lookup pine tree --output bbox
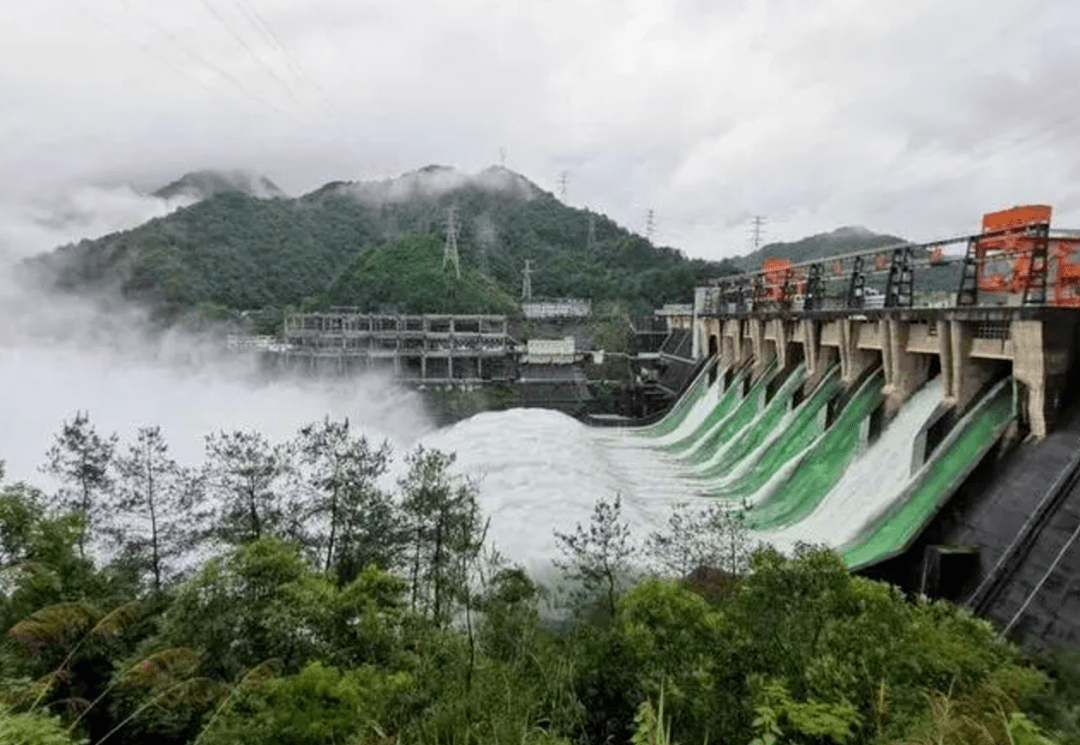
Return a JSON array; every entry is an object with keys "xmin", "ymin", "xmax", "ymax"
[{"xmin": 41, "ymin": 411, "xmax": 117, "ymax": 561}]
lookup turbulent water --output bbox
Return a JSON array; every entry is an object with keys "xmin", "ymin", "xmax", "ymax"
[{"xmin": 420, "ymin": 368, "xmax": 959, "ymax": 577}]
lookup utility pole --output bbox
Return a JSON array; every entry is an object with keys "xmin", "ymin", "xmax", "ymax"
[
  {"xmin": 521, "ymin": 259, "xmax": 534, "ymax": 301},
  {"xmin": 646, "ymin": 209, "xmax": 656, "ymax": 242},
  {"xmin": 586, "ymin": 213, "xmax": 597, "ymax": 255},
  {"xmin": 558, "ymin": 170, "xmax": 568, "ymax": 201},
  {"xmin": 443, "ymin": 206, "xmax": 460, "ymax": 279},
  {"xmin": 750, "ymin": 215, "xmax": 766, "ymax": 251}
]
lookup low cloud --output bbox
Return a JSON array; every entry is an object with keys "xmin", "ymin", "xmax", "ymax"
[
  {"xmin": 0, "ymin": 192, "xmax": 432, "ymax": 486},
  {"xmin": 0, "ymin": 185, "xmax": 195, "ymax": 264}
]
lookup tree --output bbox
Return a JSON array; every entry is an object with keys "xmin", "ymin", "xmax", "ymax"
[
  {"xmin": 0, "ymin": 480, "xmax": 89, "ymax": 631},
  {"xmin": 41, "ymin": 411, "xmax": 118, "ymax": 561},
  {"xmin": 112, "ymin": 426, "xmax": 202, "ymax": 591},
  {"xmin": 196, "ymin": 661, "xmax": 411, "ymax": 745},
  {"xmin": 398, "ymin": 446, "xmax": 485, "ymax": 627},
  {"xmin": 553, "ymin": 494, "xmax": 636, "ymax": 617},
  {"xmin": 203, "ymin": 431, "xmax": 291, "ymax": 545},
  {"xmin": 646, "ymin": 501, "xmax": 754, "ymax": 577},
  {"xmin": 292, "ymin": 418, "xmax": 397, "ymax": 582}
]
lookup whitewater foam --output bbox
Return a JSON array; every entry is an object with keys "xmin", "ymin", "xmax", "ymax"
[{"xmin": 762, "ymin": 378, "xmax": 944, "ymax": 553}]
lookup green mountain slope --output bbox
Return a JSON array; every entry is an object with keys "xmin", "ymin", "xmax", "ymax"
[
  {"xmin": 24, "ymin": 165, "xmax": 736, "ymax": 321},
  {"xmin": 328, "ymin": 235, "xmax": 520, "ymax": 315}
]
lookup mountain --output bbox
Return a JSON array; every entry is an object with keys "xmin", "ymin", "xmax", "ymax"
[
  {"xmin": 23, "ymin": 165, "xmax": 735, "ymax": 324},
  {"xmin": 152, "ymin": 169, "xmax": 288, "ymax": 201},
  {"xmin": 730, "ymin": 225, "xmax": 906, "ymax": 272}
]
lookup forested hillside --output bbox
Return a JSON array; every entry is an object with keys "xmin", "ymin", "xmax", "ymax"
[
  {"xmin": 24, "ymin": 166, "xmax": 736, "ymax": 324},
  {"xmin": 2, "ymin": 412, "xmax": 1079, "ymax": 745}
]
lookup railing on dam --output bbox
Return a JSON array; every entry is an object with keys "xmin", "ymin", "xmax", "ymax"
[{"xmin": 695, "ymin": 216, "xmax": 1080, "ymax": 319}]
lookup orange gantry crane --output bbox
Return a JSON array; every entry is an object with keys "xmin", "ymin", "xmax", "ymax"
[{"xmin": 967, "ymin": 204, "xmax": 1080, "ymax": 307}]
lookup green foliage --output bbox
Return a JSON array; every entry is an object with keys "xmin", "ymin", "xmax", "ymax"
[
  {"xmin": 632, "ymin": 690, "xmax": 676, "ymax": 745},
  {"xmin": 398, "ymin": 446, "xmax": 485, "ymax": 628},
  {"xmin": 156, "ymin": 539, "xmax": 407, "ymax": 678},
  {"xmin": 155, "ymin": 538, "xmax": 307, "ymax": 677},
  {"xmin": 0, "ymin": 482, "xmax": 90, "ymax": 630},
  {"xmin": 328, "ymin": 234, "xmax": 520, "ymax": 315},
  {"xmin": 40, "ymin": 411, "xmax": 117, "ymax": 562},
  {"xmin": 619, "ymin": 580, "xmax": 727, "ymax": 740},
  {"xmin": 646, "ymin": 501, "xmax": 754, "ymax": 576},
  {"xmin": 203, "ymin": 430, "xmax": 291, "ymax": 545},
  {"xmin": 750, "ymin": 677, "xmax": 860, "ymax": 744},
  {"xmin": 0, "ymin": 705, "xmax": 79, "ymax": 745},
  {"xmin": 1024, "ymin": 650, "xmax": 1080, "ymax": 744},
  {"xmin": 111, "ymin": 426, "xmax": 199, "ymax": 591},
  {"xmin": 554, "ymin": 495, "xmax": 636, "ymax": 617},
  {"xmin": 197, "ymin": 661, "xmax": 411, "ymax": 745},
  {"xmin": 292, "ymin": 419, "xmax": 397, "ymax": 581}
]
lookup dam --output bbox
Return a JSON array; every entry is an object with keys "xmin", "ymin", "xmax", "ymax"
[
  {"xmin": 652, "ymin": 205, "xmax": 1080, "ymax": 651},
  {"xmin": 424, "ymin": 205, "xmax": 1080, "ymax": 653}
]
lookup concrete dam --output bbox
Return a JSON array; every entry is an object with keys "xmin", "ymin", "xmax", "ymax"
[{"xmin": 614, "ymin": 205, "xmax": 1080, "ymax": 652}]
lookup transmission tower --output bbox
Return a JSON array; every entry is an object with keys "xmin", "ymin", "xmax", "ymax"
[
  {"xmin": 499, "ymin": 146, "xmax": 507, "ymax": 167},
  {"xmin": 646, "ymin": 209, "xmax": 656, "ymax": 242},
  {"xmin": 521, "ymin": 259, "xmax": 534, "ymax": 300},
  {"xmin": 750, "ymin": 215, "xmax": 766, "ymax": 251},
  {"xmin": 558, "ymin": 171, "xmax": 568, "ymax": 201},
  {"xmin": 586, "ymin": 213, "xmax": 597, "ymax": 255},
  {"xmin": 443, "ymin": 206, "xmax": 461, "ymax": 279}
]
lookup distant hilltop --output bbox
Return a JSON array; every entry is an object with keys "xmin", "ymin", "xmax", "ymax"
[
  {"xmin": 153, "ymin": 169, "xmax": 288, "ymax": 201},
  {"xmin": 308, "ymin": 164, "xmax": 545, "ymax": 204},
  {"xmin": 731, "ymin": 225, "xmax": 905, "ymax": 272}
]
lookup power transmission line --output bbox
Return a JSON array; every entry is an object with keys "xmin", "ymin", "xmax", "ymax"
[
  {"xmin": 443, "ymin": 207, "xmax": 461, "ymax": 279},
  {"xmin": 191, "ymin": 0, "xmax": 373, "ymax": 172},
  {"xmin": 54, "ymin": 0, "xmax": 304, "ymax": 126},
  {"xmin": 193, "ymin": 0, "xmax": 306, "ymax": 108}
]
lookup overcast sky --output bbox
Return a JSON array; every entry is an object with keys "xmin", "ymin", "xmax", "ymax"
[{"xmin": 3, "ymin": 0, "xmax": 1080, "ymax": 260}]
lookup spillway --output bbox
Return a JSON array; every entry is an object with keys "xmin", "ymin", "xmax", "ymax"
[{"xmin": 421, "ymin": 358, "xmax": 1015, "ymax": 578}]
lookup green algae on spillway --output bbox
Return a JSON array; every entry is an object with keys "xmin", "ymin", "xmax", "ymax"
[
  {"xmin": 681, "ymin": 362, "xmax": 777, "ymax": 467},
  {"xmin": 743, "ymin": 370, "xmax": 885, "ymax": 530},
  {"xmin": 697, "ymin": 364, "xmax": 807, "ymax": 481},
  {"xmin": 840, "ymin": 379, "xmax": 1015, "ymax": 569},
  {"xmin": 704, "ymin": 367, "xmax": 842, "ymax": 499},
  {"xmin": 634, "ymin": 359, "xmax": 715, "ymax": 439},
  {"xmin": 660, "ymin": 368, "xmax": 745, "ymax": 455}
]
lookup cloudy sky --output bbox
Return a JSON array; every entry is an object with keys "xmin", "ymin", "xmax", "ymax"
[{"xmin": 3, "ymin": 0, "xmax": 1080, "ymax": 260}]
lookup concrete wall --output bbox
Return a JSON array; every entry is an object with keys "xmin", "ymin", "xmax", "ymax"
[{"xmin": 694, "ymin": 309, "xmax": 1080, "ymax": 439}]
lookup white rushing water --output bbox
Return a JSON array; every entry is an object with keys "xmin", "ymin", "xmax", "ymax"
[
  {"xmin": 421, "ymin": 407, "xmax": 707, "ymax": 579},
  {"xmin": 423, "ymin": 376, "xmax": 949, "ymax": 577},
  {"xmin": 761, "ymin": 377, "xmax": 945, "ymax": 554}
]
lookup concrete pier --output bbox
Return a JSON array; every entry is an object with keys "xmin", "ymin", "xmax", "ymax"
[{"xmin": 697, "ymin": 307, "xmax": 1080, "ymax": 439}]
